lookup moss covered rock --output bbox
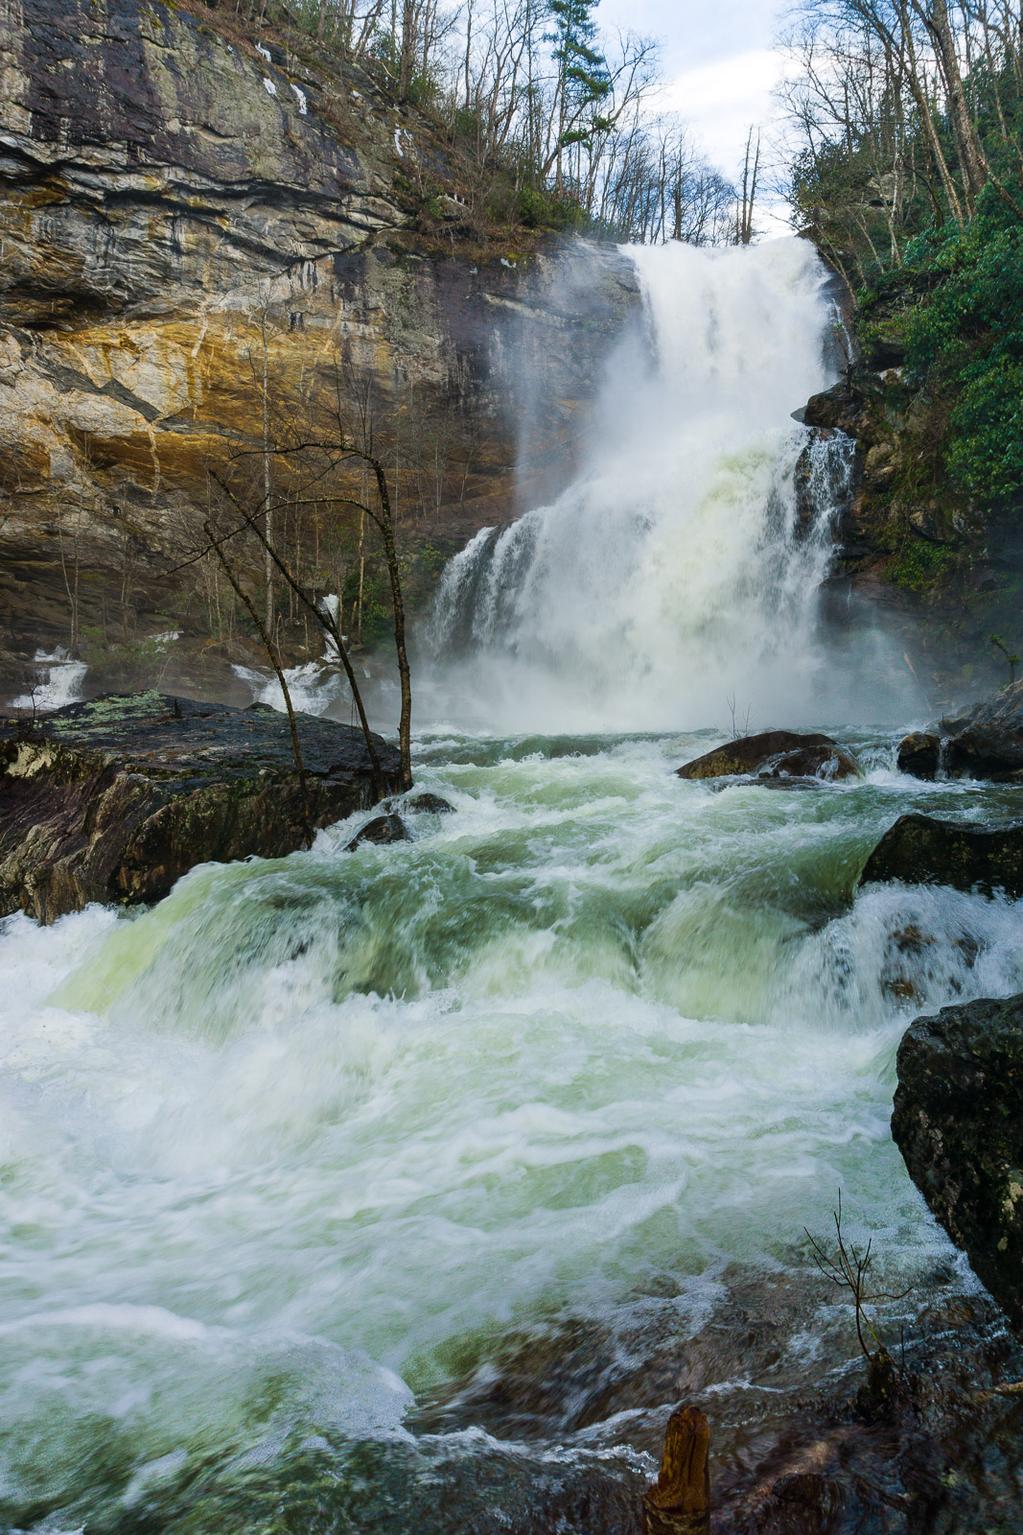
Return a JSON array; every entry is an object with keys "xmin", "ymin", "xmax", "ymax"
[
  {"xmin": 0, "ymin": 693, "xmax": 401, "ymax": 921},
  {"xmin": 860, "ymin": 812, "xmax": 1023, "ymax": 897}
]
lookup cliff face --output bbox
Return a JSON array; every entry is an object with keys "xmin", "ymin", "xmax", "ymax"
[
  {"xmin": 803, "ymin": 265, "xmax": 1023, "ymax": 702},
  {"xmin": 0, "ymin": 0, "xmax": 638, "ymax": 698}
]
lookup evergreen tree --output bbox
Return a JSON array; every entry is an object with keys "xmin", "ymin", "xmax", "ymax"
[{"xmin": 546, "ymin": 0, "xmax": 612, "ymax": 191}]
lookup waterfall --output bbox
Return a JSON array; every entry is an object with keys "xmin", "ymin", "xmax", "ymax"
[{"xmin": 426, "ymin": 238, "xmax": 882, "ymax": 733}]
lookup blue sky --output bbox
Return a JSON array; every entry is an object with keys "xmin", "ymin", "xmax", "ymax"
[{"xmin": 600, "ymin": 0, "xmax": 791, "ymax": 222}]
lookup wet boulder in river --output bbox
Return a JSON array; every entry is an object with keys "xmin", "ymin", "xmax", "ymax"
[
  {"xmin": 893, "ymin": 993, "xmax": 1023, "ymax": 1330},
  {"xmin": 347, "ymin": 813, "xmax": 410, "ymax": 850},
  {"xmin": 860, "ymin": 812, "xmax": 1023, "ymax": 898},
  {"xmin": 942, "ymin": 680, "xmax": 1023, "ymax": 780},
  {"xmin": 896, "ymin": 731, "xmax": 940, "ymax": 780},
  {"xmin": 0, "ymin": 694, "xmax": 402, "ymax": 923},
  {"xmin": 404, "ymin": 792, "xmax": 455, "ymax": 815},
  {"xmin": 676, "ymin": 730, "xmax": 860, "ymax": 783}
]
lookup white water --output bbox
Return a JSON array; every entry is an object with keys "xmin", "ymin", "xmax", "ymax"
[
  {"xmin": 2, "ymin": 242, "xmax": 1015, "ymax": 1532},
  {"xmin": 427, "ymin": 239, "xmax": 906, "ymax": 734},
  {"xmin": 234, "ymin": 594, "xmax": 356, "ymax": 717},
  {"xmin": 1, "ymin": 734, "xmax": 1021, "ymax": 1529},
  {"xmin": 10, "ymin": 647, "xmax": 88, "ymax": 712}
]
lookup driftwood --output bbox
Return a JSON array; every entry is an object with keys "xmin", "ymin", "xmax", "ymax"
[{"xmin": 644, "ymin": 1405, "xmax": 710, "ymax": 1535}]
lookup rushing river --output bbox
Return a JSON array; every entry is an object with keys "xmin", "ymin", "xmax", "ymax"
[
  {"xmin": 3, "ymin": 728, "xmax": 1023, "ymax": 1531},
  {"xmin": 4, "ymin": 238, "xmax": 1022, "ymax": 1529}
]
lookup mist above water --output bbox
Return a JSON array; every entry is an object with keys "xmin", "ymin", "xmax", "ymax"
[{"xmin": 425, "ymin": 238, "xmax": 914, "ymax": 734}]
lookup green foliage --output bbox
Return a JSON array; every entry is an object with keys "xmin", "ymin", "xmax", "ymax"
[
  {"xmin": 886, "ymin": 536, "xmax": 956, "ymax": 593},
  {"xmin": 514, "ymin": 183, "xmax": 588, "ymax": 230},
  {"xmin": 898, "ymin": 192, "xmax": 1023, "ymax": 509}
]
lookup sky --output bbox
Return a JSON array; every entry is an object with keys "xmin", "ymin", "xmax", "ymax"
[{"xmin": 599, "ymin": 0, "xmax": 794, "ymax": 232}]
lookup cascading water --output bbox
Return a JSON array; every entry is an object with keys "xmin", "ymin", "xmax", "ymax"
[
  {"xmin": 234, "ymin": 593, "xmax": 357, "ymax": 717},
  {"xmin": 4, "ymin": 239, "xmax": 1023, "ymax": 1535},
  {"xmin": 10, "ymin": 647, "xmax": 88, "ymax": 712},
  {"xmin": 426, "ymin": 239, "xmax": 891, "ymax": 732}
]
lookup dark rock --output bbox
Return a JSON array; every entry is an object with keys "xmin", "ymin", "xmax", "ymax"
[
  {"xmin": 0, "ymin": 693, "xmax": 400, "ymax": 922},
  {"xmin": 346, "ymin": 813, "xmax": 409, "ymax": 850},
  {"xmin": 893, "ymin": 993, "xmax": 1023, "ymax": 1329},
  {"xmin": 860, "ymin": 812, "xmax": 1023, "ymax": 898},
  {"xmin": 942, "ymin": 680, "xmax": 1023, "ymax": 780},
  {"xmin": 897, "ymin": 730, "xmax": 941, "ymax": 779},
  {"xmin": 404, "ymin": 792, "xmax": 455, "ymax": 814},
  {"xmin": 802, "ymin": 378, "xmax": 864, "ymax": 436},
  {"xmin": 677, "ymin": 730, "xmax": 860, "ymax": 783}
]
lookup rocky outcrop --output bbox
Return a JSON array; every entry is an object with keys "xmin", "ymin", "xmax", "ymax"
[
  {"xmin": 895, "ymin": 682, "xmax": 1023, "ymax": 781},
  {"xmin": 893, "ymin": 994, "xmax": 1023, "ymax": 1330},
  {"xmin": 940, "ymin": 680, "xmax": 1023, "ymax": 779},
  {"xmin": 0, "ymin": 0, "xmax": 638, "ymax": 695},
  {"xmin": 0, "ymin": 692, "xmax": 400, "ymax": 921},
  {"xmin": 677, "ymin": 730, "xmax": 860, "ymax": 783},
  {"xmin": 860, "ymin": 812, "xmax": 1023, "ymax": 897}
]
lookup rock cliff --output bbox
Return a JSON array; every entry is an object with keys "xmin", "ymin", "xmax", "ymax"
[{"xmin": 0, "ymin": 0, "xmax": 638, "ymax": 699}]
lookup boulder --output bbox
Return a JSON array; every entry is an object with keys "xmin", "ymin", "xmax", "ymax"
[
  {"xmin": 941, "ymin": 680, "xmax": 1023, "ymax": 780},
  {"xmin": 346, "ymin": 813, "xmax": 410, "ymax": 850},
  {"xmin": 0, "ymin": 693, "xmax": 401, "ymax": 922},
  {"xmin": 677, "ymin": 730, "xmax": 860, "ymax": 783},
  {"xmin": 893, "ymin": 994, "xmax": 1023, "ymax": 1329},
  {"xmin": 896, "ymin": 731, "xmax": 940, "ymax": 780},
  {"xmin": 403, "ymin": 792, "xmax": 455, "ymax": 815},
  {"xmin": 859, "ymin": 812, "xmax": 1023, "ymax": 898}
]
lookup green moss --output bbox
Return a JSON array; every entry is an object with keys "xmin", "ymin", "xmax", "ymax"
[{"xmin": 886, "ymin": 537, "xmax": 956, "ymax": 594}]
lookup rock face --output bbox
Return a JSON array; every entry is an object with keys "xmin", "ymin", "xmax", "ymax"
[
  {"xmin": 893, "ymin": 994, "xmax": 1023, "ymax": 1330},
  {"xmin": 941, "ymin": 681, "xmax": 1023, "ymax": 779},
  {"xmin": 0, "ymin": 0, "xmax": 638, "ymax": 689},
  {"xmin": 677, "ymin": 730, "xmax": 860, "ymax": 783},
  {"xmin": 0, "ymin": 693, "xmax": 400, "ymax": 921},
  {"xmin": 860, "ymin": 812, "xmax": 1023, "ymax": 898}
]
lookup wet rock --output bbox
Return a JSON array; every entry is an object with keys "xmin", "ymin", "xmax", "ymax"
[
  {"xmin": 859, "ymin": 812, "xmax": 1023, "ymax": 898},
  {"xmin": 0, "ymin": 693, "xmax": 400, "ymax": 922},
  {"xmin": 893, "ymin": 993, "xmax": 1023, "ymax": 1330},
  {"xmin": 643, "ymin": 1405, "xmax": 710, "ymax": 1535},
  {"xmin": 677, "ymin": 730, "xmax": 860, "ymax": 783},
  {"xmin": 941, "ymin": 680, "xmax": 1023, "ymax": 780},
  {"xmin": 897, "ymin": 731, "xmax": 941, "ymax": 779},
  {"xmin": 404, "ymin": 792, "xmax": 455, "ymax": 814},
  {"xmin": 346, "ymin": 813, "xmax": 409, "ymax": 850}
]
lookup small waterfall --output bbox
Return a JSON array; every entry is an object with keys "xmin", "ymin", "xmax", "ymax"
[
  {"xmin": 427, "ymin": 239, "xmax": 887, "ymax": 733},
  {"xmin": 11, "ymin": 648, "xmax": 88, "ymax": 713},
  {"xmin": 234, "ymin": 594, "xmax": 353, "ymax": 717}
]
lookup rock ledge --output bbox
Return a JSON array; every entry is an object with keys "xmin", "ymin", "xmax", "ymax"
[{"xmin": 0, "ymin": 693, "xmax": 401, "ymax": 921}]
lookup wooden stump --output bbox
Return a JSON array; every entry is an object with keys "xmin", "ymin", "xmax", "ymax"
[{"xmin": 643, "ymin": 1404, "xmax": 710, "ymax": 1535}]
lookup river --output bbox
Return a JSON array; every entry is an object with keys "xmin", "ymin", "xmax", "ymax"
[{"xmin": 3, "ymin": 239, "xmax": 1022, "ymax": 1530}]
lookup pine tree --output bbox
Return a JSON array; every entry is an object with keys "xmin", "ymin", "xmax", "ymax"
[{"xmin": 546, "ymin": 0, "xmax": 612, "ymax": 192}]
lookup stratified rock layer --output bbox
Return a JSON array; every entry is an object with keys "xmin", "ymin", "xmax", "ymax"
[
  {"xmin": 893, "ymin": 994, "xmax": 1023, "ymax": 1330},
  {"xmin": 0, "ymin": 693, "xmax": 400, "ymax": 921},
  {"xmin": 0, "ymin": 0, "xmax": 638, "ymax": 681},
  {"xmin": 860, "ymin": 812, "xmax": 1023, "ymax": 897}
]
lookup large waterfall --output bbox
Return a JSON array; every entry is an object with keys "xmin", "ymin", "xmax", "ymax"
[{"xmin": 427, "ymin": 238, "xmax": 877, "ymax": 732}]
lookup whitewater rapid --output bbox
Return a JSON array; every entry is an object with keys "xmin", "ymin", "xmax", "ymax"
[
  {"xmin": 2, "ymin": 727, "xmax": 1021, "ymax": 1529},
  {"xmin": 1, "ymin": 241, "xmax": 1014, "ymax": 1532}
]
